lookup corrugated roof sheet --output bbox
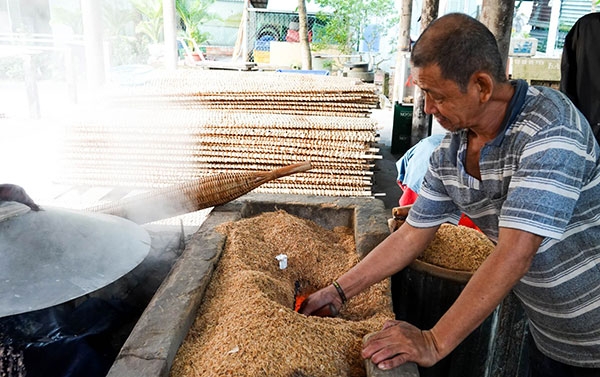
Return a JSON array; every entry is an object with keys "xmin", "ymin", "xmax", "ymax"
[{"xmin": 250, "ymin": 0, "xmax": 269, "ymax": 8}]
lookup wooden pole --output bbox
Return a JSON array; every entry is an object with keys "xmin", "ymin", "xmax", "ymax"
[
  {"xmin": 232, "ymin": 1, "xmax": 248, "ymax": 61},
  {"xmin": 243, "ymin": 0, "xmax": 250, "ymax": 62},
  {"xmin": 23, "ymin": 54, "xmax": 40, "ymax": 119},
  {"xmin": 81, "ymin": 0, "xmax": 105, "ymax": 89},
  {"xmin": 298, "ymin": 0, "xmax": 312, "ymax": 70},
  {"xmin": 392, "ymin": 0, "xmax": 413, "ymax": 104},
  {"xmin": 545, "ymin": 0, "xmax": 561, "ymax": 56},
  {"xmin": 481, "ymin": 0, "xmax": 515, "ymax": 70},
  {"xmin": 163, "ymin": 0, "xmax": 178, "ymax": 70},
  {"xmin": 411, "ymin": 0, "xmax": 439, "ymax": 146}
]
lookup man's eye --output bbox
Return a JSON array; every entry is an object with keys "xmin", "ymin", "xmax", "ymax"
[
  {"xmin": 430, "ymin": 94, "xmax": 444, "ymax": 103},
  {"xmin": 425, "ymin": 91, "xmax": 444, "ymax": 104}
]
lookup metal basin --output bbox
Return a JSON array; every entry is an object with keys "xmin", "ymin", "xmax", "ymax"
[{"xmin": 0, "ymin": 203, "xmax": 151, "ymax": 318}]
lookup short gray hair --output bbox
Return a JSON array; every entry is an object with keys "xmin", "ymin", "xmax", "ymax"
[{"xmin": 411, "ymin": 13, "xmax": 507, "ymax": 92}]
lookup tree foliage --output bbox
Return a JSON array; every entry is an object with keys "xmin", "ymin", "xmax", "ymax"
[
  {"xmin": 176, "ymin": 0, "xmax": 217, "ymax": 45},
  {"xmin": 131, "ymin": 0, "xmax": 163, "ymax": 43},
  {"xmin": 311, "ymin": 0, "xmax": 396, "ymax": 54},
  {"xmin": 130, "ymin": 0, "xmax": 217, "ymax": 46}
]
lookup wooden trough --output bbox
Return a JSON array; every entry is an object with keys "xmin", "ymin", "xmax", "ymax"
[{"xmin": 106, "ymin": 194, "xmax": 419, "ymax": 377}]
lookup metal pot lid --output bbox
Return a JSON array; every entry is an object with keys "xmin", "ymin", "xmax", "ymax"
[{"xmin": 0, "ymin": 202, "xmax": 151, "ymax": 318}]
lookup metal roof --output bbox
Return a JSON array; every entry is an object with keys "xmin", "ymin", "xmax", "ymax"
[{"xmin": 250, "ymin": 0, "xmax": 269, "ymax": 8}]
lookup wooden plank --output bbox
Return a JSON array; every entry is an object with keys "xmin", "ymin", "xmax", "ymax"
[
  {"xmin": 195, "ymin": 61, "xmax": 257, "ymax": 71},
  {"xmin": 365, "ymin": 359, "xmax": 420, "ymax": 377},
  {"xmin": 363, "ymin": 333, "xmax": 420, "ymax": 377}
]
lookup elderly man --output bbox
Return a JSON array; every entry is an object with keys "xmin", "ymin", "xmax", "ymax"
[{"xmin": 301, "ymin": 13, "xmax": 600, "ymax": 377}]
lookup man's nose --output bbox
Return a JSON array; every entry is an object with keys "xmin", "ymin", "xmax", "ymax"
[{"xmin": 423, "ymin": 96, "xmax": 436, "ymax": 115}]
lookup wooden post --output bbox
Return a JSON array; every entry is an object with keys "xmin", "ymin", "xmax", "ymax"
[
  {"xmin": 231, "ymin": 0, "xmax": 248, "ymax": 61},
  {"xmin": 481, "ymin": 0, "xmax": 516, "ymax": 70},
  {"xmin": 364, "ymin": 333, "xmax": 420, "ymax": 377},
  {"xmin": 81, "ymin": 0, "xmax": 105, "ymax": 89},
  {"xmin": 243, "ymin": 0, "xmax": 250, "ymax": 62},
  {"xmin": 64, "ymin": 45, "xmax": 78, "ymax": 103},
  {"xmin": 392, "ymin": 0, "xmax": 413, "ymax": 104},
  {"xmin": 22, "ymin": 53, "xmax": 40, "ymax": 119},
  {"xmin": 545, "ymin": 0, "xmax": 561, "ymax": 55},
  {"xmin": 163, "ymin": 0, "xmax": 178, "ymax": 70},
  {"xmin": 411, "ymin": 0, "xmax": 439, "ymax": 146},
  {"xmin": 298, "ymin": 0, "xmax": 312, "ymax": 70}
]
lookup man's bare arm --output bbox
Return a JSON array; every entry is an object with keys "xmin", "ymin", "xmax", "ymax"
[
  {"xmin": 301, "ymin": 222, "xmax": 439, "ymax": 316},
  {"xmin": 363, "ymin": 227, "xmax": 543, "ymax": 369}
]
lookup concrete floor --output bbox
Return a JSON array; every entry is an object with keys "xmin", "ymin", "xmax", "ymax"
[{"xmin": 373, "ymin": 140, "xmax": 404, "ymax": 210}]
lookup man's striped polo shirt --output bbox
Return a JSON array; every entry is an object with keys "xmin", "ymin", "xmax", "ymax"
[{"xmin": 407, "ymin": 80, "xmax": 600, "ymax": 367}]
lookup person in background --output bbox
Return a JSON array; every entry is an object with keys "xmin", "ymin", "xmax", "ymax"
[
  {"xmin": 560, "ymin": 12, "xmax": 600, "ymax": 142},
  {"xmin": 396, "ymin": 134, "xmax": 444, "ymax": 206},
  {"xmin": 0, "ymin": 184, "xmax": 40, "ymax": 211},
  {"xmin": 396, "ymin": 134, "xmax": 479, "ymax": 230},
  {"xmin": 301, "ymin": 12, "xmax": 600, "ymax": 377}
]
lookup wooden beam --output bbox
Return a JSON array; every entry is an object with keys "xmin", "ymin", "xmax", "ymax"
[
  {"xmin": 481, "ymin": 0, "xmax": 516, "ymax": 69},
  {"xmin": 411, "ymin": 0, "xmax": 439, "ymax": 146}
]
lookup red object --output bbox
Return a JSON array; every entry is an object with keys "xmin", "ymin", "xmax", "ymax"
[
  {"xmin": 286, "ymin": 29, "xmax": 312, "ymax": 43},
  {"xmin": 458, "ymin": 214, "xmax": 480, "ymax": 231},
  {"xmin": 398, "ymin": 182, "xmax": 419, "ymax": 206},
  {"xmin": 294, "ymin": 295, "xmax": 308, "ymax": 312}
]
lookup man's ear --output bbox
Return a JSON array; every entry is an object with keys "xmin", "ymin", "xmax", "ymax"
[{"xmin": 473, "ymin": 72, "xmax": 493, "ymax": 103}]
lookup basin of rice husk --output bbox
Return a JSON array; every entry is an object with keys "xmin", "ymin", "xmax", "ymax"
[
  {"xmin": 417, "ymin": 223, "xmax": 495, "ymax": 273},
  {"xmin": 170, "ymin": 210, "xmax": 394, "ymax": 377}
]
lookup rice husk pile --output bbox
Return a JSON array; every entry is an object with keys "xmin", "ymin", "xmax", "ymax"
[
  {"xmin": 170, "ymin": 210, "xmax": 394, "ymax": 377},
  {"xmin": 418, "ymin": 224, "xmax": 495, "ymax": 272}
]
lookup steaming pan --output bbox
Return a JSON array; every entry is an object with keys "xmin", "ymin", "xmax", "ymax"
[{"xmin": 0, "ymin": 202, "xmax": 151, "ymax": 318}]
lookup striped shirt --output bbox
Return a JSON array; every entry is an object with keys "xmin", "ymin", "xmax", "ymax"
[{"xmin": 407, "ymin": 80, "xmax": 600, "ymax": 367}]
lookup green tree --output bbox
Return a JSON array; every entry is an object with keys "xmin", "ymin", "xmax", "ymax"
[
  {"xmin": 49, "ymin": 4, "xmax": 83, "ymax": 34},
  {"xmin": 104, "ymin": 1, "xmax": 147, "ymax": 65},
  {"xmin": 49, "ymin": 1, "xmax": 145, "ymax": 66},
  {"xmin": 131, "ymin": 0, "xmax": 163, "ymax": 43},
  {"xmin": 312, "ymin": 0, "xmax": 396, "ymax": 54},
  {"xmin": 176, "ymin": 0, "xmax": 217, "ymax": 46}
]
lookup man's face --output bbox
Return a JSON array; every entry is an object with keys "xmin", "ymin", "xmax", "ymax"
[{"xmin": 412, "ymin": 64, "xmax": 482, "ymax": 132}]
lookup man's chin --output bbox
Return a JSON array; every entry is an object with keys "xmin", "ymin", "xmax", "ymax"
[
  {"xmin": 436, "ymin": 118, "xmax": 464, "ymax": 132},
  {"xmin": 435, "ymin": 118, "xmax": 452, "ymax": 130}
]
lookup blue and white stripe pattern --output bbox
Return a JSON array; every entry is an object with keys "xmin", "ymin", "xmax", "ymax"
[{"xmin": 407, "ymin": 80, "xmax": 600, "ymax": 367}]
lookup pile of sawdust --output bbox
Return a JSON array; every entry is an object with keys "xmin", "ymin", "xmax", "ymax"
[
  {"xmin": 419, "ymin": 224, "xmax": 495, "ymax": 272},
  {"xmin": 170, "ymin": 210, "xmax": 394, "ymax": 377}
]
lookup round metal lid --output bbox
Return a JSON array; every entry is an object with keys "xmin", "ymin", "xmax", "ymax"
[{"xmin": 0, "ymin": 202, "xmax": 151, "ymax": 318}]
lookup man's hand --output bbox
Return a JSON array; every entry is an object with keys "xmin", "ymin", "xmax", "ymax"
[
  {"xmin": 362, "ymin": 320, "xmax": 441, "ymax": 370},
  {"xmin": 0, "ymin": 184, "xmax": 40, "ymax": 211},
  {"xmin": 299, "ymin": 284, "xmax": 342, "ymax": 317}
]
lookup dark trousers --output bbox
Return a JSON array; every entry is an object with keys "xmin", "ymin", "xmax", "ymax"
[{"xmin": 528, "ymin": 334, "xmax": 600, "ymax": 377}]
